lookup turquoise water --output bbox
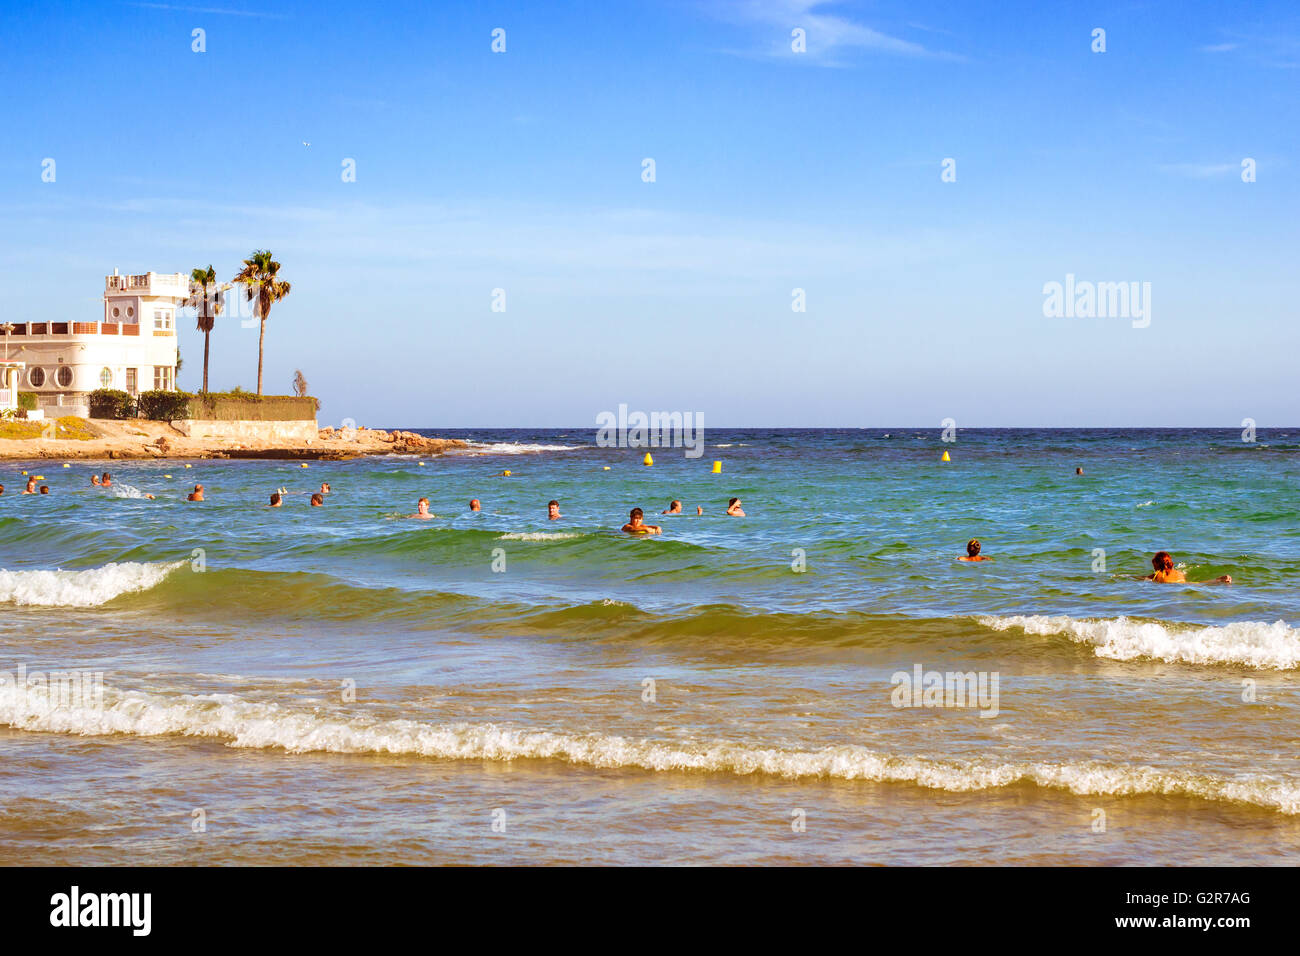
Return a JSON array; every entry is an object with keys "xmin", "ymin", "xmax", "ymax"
[{"xmin": 2, "ymin": 428, "xmax": 1299, "ymax": 864}]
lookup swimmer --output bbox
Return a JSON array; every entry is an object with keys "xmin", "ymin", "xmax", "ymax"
[
  {"xmin": 548, "ymin": 499, "xmax": 561, "ymax": 520},
  {"xmin": 621, "ymin": 507, "xmax": 662, "ymax": 535},
  {"xmin": 726, "ymin": 497, "xmax": 745, "ymax": 516},
  {"xmin": 319, "ymin": 482, "xmax": 331, "ymax": 495},
  {"xmin": 309, "ymin": 493, "xmax": 324, "ymax": 507},
  {"xmin": 1146, "ymin": 551, "xmax": 1231, "ymax": 585},
  {"xmin": 696, "ymin": 505, "xmax": 703, "ymax": 515},
  {"xmin": 1075, "ymin": 467, "xmax": 1084, "ymax": 476},
  {"xmin": 187, "ymin": 484, "xmax": 204, "ymax": 501},
  {"xmin": 39, "ymin": 485, "xmax": 50, "ymax": 495},
  {"xmin": 410, "ymin": 497, "xmax": 434, "ymax": 519},
  {"xmin": 958, "ymin": 539, "xmax": 991, "ymax": 562},
  {"xmin": 23, "ymin": 478, "xmax": 37, "ymax": 494},
  {"xmin": 269, "ymin": 492, "xmax": 283, "ymax": 507},
  {"xmin": 662, "ymin": 500, "xmax": 682, "ymax": 515},
  {"xmin": 469, "ymin": 499, "xmax": 482, "ymax": 512},
  {"xmin": 91, "ymin": 474, "xmax": 102, "ymax": 486},
  {"xmin": 0, "ymin": 484, "xmax": 4, "ymax": 495},
  {"xmin": 493, "ymin": 470, "xmax": 512, "ymax": 478},
  {"xmin": 101, "ymin": 473, "xmax": 112, "ymax": 487}
]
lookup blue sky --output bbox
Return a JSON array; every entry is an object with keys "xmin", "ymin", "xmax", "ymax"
[{"xmin": 1, "ymin": 0, "xmax": 1296, "ymax": 426}]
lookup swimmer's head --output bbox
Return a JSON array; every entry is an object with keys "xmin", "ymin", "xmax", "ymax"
[
  {"xmin": 270, "ymin": 492, "xmax": 282, "ymax": 506},
  {"xmin": 418, "ymin": 497, "xmax": 430, "ymax": 513},
  {"xmin": 629, "ymin": 507, "xmax": 644, "ymax": 521},
  {"xmin": 728, "ymin": 498, "xmax": 740, "ymax": 507},
  {"xmin": 469, "ymin": 499, "xmax": 481, "ymax": 511},
  {"xmin": 966, "ymin": 539, "xmax": 981, "ymax": 557},
  {"xmin": 669, "ymin": 500, "xmax": 681, "ymax": 509},
  {"xmin": 310, "ymin": 493, "xmax": 324, "ymax": 506},
  {"xmin": 39, "ymin": 485, "xmax": 49, "ymax": 494},
  {"xmin": 1152, "ymin": 551, "xmax": 1174, "ymax": 572}
]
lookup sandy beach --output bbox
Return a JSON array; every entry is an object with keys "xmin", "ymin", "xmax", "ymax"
[{"xmin": 0, "ymin": 418, "xmax": 466, "ymax": 461}]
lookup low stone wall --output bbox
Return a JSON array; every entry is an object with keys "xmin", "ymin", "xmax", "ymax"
[{"xmin": 171, "ymin": 419, "xmax": 319, "ymax": 442}]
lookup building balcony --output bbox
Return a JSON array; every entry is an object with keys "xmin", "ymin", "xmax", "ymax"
[
  {"xmin": 105, "ymin": 272, "xmax": 188, "ymax": 296},
  {"xmin": 3, "ymin": 322, "xmax": 146, "ymax": 337}
]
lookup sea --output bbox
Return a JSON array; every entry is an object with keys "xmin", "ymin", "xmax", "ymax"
[{"xmin": 1, "ymin": 427, "xmax": 1298, "ymax": 865}]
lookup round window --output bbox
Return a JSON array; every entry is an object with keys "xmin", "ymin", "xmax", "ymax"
[
  {"xmin": 28, "ymin": 367, "xmax": 45, "ymax": 387},
  {"xmin": 127, "ymin": 307, "xmax": 134, "ymax": 317},
  {"xmin": 112, "ymin": 307, "xmax": 120, "ymax": 318},
  {"xmin": 100, "ymin": 367, "xmax": 113, "ymax": 388},
  {"xmin": 56, "ymin": 366, "xmax": 73, "ymax": 388}
]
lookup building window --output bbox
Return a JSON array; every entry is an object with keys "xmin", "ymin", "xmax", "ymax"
[
  {"xmin": 55, "ymin": 366, "xmax": 74, "ymax": 388},
  {"xmin": 127, "ymin": 307, "xmax": 134, "ymax": 318},
  {"xmin": 28, "ymin": 367, "xmax": 45, "ymax": 387},
  {"xmin": 153, "ymin": 310, "xmax": 173, "ymax": 331},
  {"xmin": 100, "ymin": 367, "xmax": 113, "ymax": 388},
  {"xmin": 126, "ymin": 368, "xmax": 137, "ymax": 395},
  {"xmin": 153, "ymin": 366, "xmax": 173, "ymax": 390},
  {"xmin": 112, "ymin": 307, "xmax": 120, "ymax": 318}
]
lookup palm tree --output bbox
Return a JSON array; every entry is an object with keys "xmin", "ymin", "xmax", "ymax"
[
  {"xmin": 232, "ymin": 250, "xmax": 291, "ymax": 396},
  {"xmin": 184, "ymin": 265, "xmax": 224, "ymax": 393}
]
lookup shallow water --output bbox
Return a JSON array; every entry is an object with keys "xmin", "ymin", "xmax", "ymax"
[{"xmin": 2, "ymin": 428, "xmax": 1298, "ymax": 864}]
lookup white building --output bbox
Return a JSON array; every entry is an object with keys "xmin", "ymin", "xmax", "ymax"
[{"xmin": 0, "ymin": 270, "xmax": 183, "ymax": 417}]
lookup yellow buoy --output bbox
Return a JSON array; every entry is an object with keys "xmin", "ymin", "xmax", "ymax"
[
  {"xmin": 35, "ymin": 476, "xmax": 44, "ymax": 480},
  {"xmin": 62, "ymin": 463, "xmax": 70, "ymax": 468},
  {"xmin": 711, "ymin": 460, "xmax": 722, "ymax": 474},
  {"xmin": 21, "ymin": 471, "xmax": 27, "ymax": 476},
  {"xmin": 418, "ymin": 462, "xmax": 425, "ymax": 466},
  {"xmin": 301, "ymin": 462, "xmax": 309, "ymax": 468},
  {"xmin": 185, "ymin": 464, "xmax": 192, "ymax": 469},
  {"xmin": 941, "ymin": 450, "xmax": 951, "ymax": 462},
  {"xmin": 603, "ymin": 466, "xmax": 610, "ymax": 471},
  {"xmin": 503, "ymin": 469, "xmax": 512, "ymax": 477},
  {"xmin": 643, "ymin": 453, "xmax": 653, "ymax": 466}
]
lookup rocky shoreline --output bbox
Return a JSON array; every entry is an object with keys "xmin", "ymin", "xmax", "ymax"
[{"xmin": 0, "ymin": 419, "xmax": 467, "ymax": 461}]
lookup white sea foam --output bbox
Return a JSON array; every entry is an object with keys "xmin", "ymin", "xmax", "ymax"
[
  {"xmin": 457, "ymin": 442, "xmax": 581, "ymax": 455},
  {"xmin": 0, "ymin": 561, "xmax": 184, "ymax": 607},
  {"xmin": 979, "ymin": 614, "xmax": 1300, "ymax": 669},
  {"xmin": 497, "ymin": 532, "xmax": 584, "ymax": 541},
  {"xmin": 110, "ymin": 483, "xmax": 149, "ymax": 499},
  {"xmin": 1136, "ymin": 500, "xmax": 1155, "ymax": 508},
  {"xmin": 3, "ymin": 683, "xmax": 1296, "ymax": 814}
]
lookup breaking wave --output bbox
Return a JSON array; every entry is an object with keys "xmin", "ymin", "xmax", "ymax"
[{"xmin": 979, "ymin": 614, "xmax": 1300, "ymax": 669}]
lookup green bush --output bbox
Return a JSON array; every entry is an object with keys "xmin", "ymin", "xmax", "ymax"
[
  {"xmin": 88, "ymin": 388, "xmax": 136, "ymax": 419},
  {"xmin": 17, "ymin": 392, "xmax": 36, "ymax": 411},
  {"xmin": 189, "ymin": 391, "xmax": 319, "ymax": 420},
  {"xmin": 137, "ymin": 389, "xmax": 194, "ymax": 421}
]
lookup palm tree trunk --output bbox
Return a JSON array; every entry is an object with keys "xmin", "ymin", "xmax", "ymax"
[
  {"xmin": 202, "ymin": 329, "xmax": 211, "ymax": 393},
  {"xmin": 257, "ymin": 315, "xmax": 266, "ymax": 395}
]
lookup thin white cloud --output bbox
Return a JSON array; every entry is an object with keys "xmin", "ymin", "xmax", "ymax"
[
  {"xmin": 126, "ymin": 2, "xmax": 287, "ymax": 18},
  {"xmin": 710, "ymin": 0, "xmax": 962, "ymax": 65},
  {"xmin": 1157, "ymin": 162, "xmax": 1239, "ymax": 179},
  {"xmin": 1200, "ymin": 42, "xmax": 1240, "ymax": 52}
]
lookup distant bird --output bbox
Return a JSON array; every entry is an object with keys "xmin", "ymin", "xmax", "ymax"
[{"xmin": 301, "ymin": 141, "xmax": 311, "ymax": 147}]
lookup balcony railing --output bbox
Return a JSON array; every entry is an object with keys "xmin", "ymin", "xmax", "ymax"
[
  {"xmin": 7, "ymin": 322, "xmax": 144, "ymax": 337},
  {"xmin": 105, "ymin": 272, "xmax": 188, "ymax": 294}
]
